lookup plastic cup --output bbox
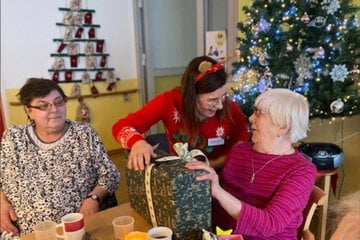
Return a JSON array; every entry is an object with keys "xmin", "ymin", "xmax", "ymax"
[
  {"xmin": 112, "ymin": 216, "xmax": 135, "ymax": 240},
  {"xmin": 33, "ymin": 220, "xmax": 57, "ymax": 240}
]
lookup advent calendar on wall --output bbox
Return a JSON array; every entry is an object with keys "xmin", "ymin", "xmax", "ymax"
[{"xmin": 49, "ymin": 0, "xmax": 119, "ymax": 92}]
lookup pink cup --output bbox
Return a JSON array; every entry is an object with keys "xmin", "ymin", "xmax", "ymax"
[{"xmin": 56, "ymin": 213, "xmax": 85, "ymax": 240}]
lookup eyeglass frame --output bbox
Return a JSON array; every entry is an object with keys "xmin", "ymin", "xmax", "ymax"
[
  {"xmin": 205, "ymin": 93, "xmax": 229, "ymax": 107},
  {"xmin": 26, "ymin": 97, "xmax": 67, "ymax": 111}
]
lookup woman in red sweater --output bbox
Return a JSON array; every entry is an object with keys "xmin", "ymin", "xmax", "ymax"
[
  {"xmin": 112, "ymin": 56, "xmax": 249, "ymax": 171},
  {"xmin": 186, "ymin": 88, "xmax": 317, "ymax": 239}
]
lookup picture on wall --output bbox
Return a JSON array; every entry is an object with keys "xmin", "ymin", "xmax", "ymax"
[{"xmin": 205, "ymin": 30, "xmax": 227, "ymax": 62}]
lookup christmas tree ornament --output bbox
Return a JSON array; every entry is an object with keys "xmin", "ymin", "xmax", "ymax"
[
  {"xmin": 321, "ymin": 0, "xmax": 340, "ymax": 15},
  {"xmin": 294, "ymin": 55, "xmax": 312, "ymax": 85},
  {"xmin": 258, "ymin": 53, "xmax": 269, "ymax": 66},
  {"xmin": 52, "ymin": 58, "xmax": 65, "ymax": 70},
  {"xmin": 52, "ymin": 72, "xmax": 59, "ymax": 82},
  {"xmin": 286, "ymin": 43, "xmax": 294, "ymax": 52},
  {"xmin": 63, "ymin": 11, "xmax": 73, "ymax": 25},
  {"xmin": 314, "ymin": 47, "xmax": 325, "ymax": 59},
  {"xmin": 258, "ymin": 76, "xmax": 271, "ymax": 93},
  {"xmin": 67, "ymin": 43, "xmax": 79, "ymax": 55},
  {"xmin": 90, "ymin": 85, "xmax": 99, "ymax": 94},
  {"xmin": 84, "ymin": 42, "xmax": 94, "ymax": 55},
  {"xmin": 75, "ymin": 27, "xmax": 84, "ymax": 38},
  {"xmin": 301, "ymin": 12, "xmax": 310, "ymax": 23},
  {"xmin": 245, "ymin": 16, "xmax": 253, "ymax": 26},
  {"xmin": 70, "ymin": 0, "xmax": 81, "ymax": 11},
  {"xmin": 95, "ymin": 71, "xmax": 103, "ymax": 81},
  {"xmin": 76, "ymin": 99, "xmax": 90, "ymax": 123},
  {"xmin": 84, "ymin": 12, "xmax": 92, "ymax": 24},
  {"xmin": 96, "ymin": 40, "xmax": 104, "ymax": 53},
  {"xmin": 73, "ymin": 13, "xmax": 83, "ymax": 26},
  {"xmin": 63, "ymin": 26, "xmax": 74, "ymax": 41},
  {"xmin": 330, "ymin": 98, "xmax": 344, "ymax": 113},
  {"xmin": 70, "ymin": 55, "xmax": 78, "ymax": 67},
  {"xmin": 81, "ymin": 72, "xmax": 91, "ymax": 84},
  {"xmin": 99, "ymin": 56, "xmax": 107, "ymax": 67},
  {"xmin": 307, "ymin": 16, "xmax": 327, "ymax": 27},
  {"xmin": 88, "ymin": 28, "xmax": 96, "ymax": 38},
  {"xmin": 57, "ymin": 42, "xmax": 67, "ymax": 53},
  {"xmin": 264, "ymin": 67, "xmax": 273, "ymax": 79},
  {"xmin": 86, "ymin": 56, "xmax": 96, "ymax": 69},
  {"xmin": 330, "ymin": 64, "xmax": 349, "ymax": 82},
  {"xmin": 70, "ymin": 83, "xmax": 81, "ymax": 97},
  {"xmin": 65, "ymin": 71, "xmax": 73, "ymax": 82}
]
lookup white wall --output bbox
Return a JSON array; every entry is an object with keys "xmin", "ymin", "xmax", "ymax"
[{"xmin": 0, "ymin": 0, "xmax": 138, "ymax": 125}]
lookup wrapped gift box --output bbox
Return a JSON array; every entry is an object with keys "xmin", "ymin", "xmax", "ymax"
[{"xmin": 126, "ymin": 151, "xmax": 212, "ymax": 240}]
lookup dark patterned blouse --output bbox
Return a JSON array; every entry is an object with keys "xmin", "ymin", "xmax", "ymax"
[{"xmin": 0, "ymin": 120, "xmax": 120, "ymax": 235}]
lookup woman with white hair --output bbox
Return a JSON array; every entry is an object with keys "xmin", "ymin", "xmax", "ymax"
[{"xmin": 186, "ymin": 88, "xmax": 317, "ymax": 240}]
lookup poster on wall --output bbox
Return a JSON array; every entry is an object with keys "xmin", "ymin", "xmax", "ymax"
[{"xmin": 205, "ymin": 30, "xmax": 227, "ymax": 62}]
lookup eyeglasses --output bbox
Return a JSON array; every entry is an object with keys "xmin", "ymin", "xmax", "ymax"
[
  {"xmin": 252, "ymin": 107, "xmax": 267, "ymax": 117},
  {"xmin": 206, "ymin": 93, "xmax": 229, "ymax": 107},
  {"xmin": 27, "ymin": 98, "xmax": 66, "ymax": 111}
]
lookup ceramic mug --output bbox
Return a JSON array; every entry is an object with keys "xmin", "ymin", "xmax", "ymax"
[{"xmin": 56, "ymin": 213, "xmax": 85, "ymax": 240}]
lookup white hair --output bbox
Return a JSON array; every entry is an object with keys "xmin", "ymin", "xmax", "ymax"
[{"xmin": 255, "ymin": 88, "xmax": 309, "ymax": 143}]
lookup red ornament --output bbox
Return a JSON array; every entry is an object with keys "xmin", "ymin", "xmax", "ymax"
[
  {"xmin": 65, "ymin": 71, "xmax": 73, "ymax": 82},
  {"xmin": 88, "ymin": 28, "xmax": 95, "ymax": 38},
  {"xmin": 70, "ymin": 55, "xmax": 78, "ymax": 67},
  {"xmin": 75, "ymin": 27, "xmax": 84, "ymax": 38},
  {"xmin": 96, "ymin": 40, "xmax": 104, "ymax": 53},
  {"xmin": 84, "ymin": 12, "xmax": 92, "ymax": 24}
]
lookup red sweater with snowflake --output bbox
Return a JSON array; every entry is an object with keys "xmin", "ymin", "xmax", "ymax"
[{"xmin": 112, "ymin": 87, "xmax": 249, "ymax": 161}]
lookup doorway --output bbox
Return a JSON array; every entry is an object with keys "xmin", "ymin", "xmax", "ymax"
[{"xmin": 133, "ymin": 0, "xmax": 238, "ymax": 132}]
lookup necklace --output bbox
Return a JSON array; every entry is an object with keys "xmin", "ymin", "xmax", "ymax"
[{"xmin": 250, "ymin": 148, "xmax": 294, "ymax": 184}]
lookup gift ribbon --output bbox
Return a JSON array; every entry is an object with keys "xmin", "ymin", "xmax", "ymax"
[{"xmin": 144, "ymin": 143, "xmax": 208, "ymax": 226}]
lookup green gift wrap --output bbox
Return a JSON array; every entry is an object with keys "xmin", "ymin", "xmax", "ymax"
[{"xmin": 126, "ymin": 144, "xmax": 212, "ymax": 240}]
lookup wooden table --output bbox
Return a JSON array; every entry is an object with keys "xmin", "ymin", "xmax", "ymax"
[{"xmin": 21, "ymin": 202, "xmax": 152, "ymax": 240}]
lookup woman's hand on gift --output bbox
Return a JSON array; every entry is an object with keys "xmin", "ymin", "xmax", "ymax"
[
  {"xmin": 185, "ymin": 161, "xmax": 222, "ymax": 198},
  {"xmin": 185, "ymin": 161, "xmax": 242, "ymax": 219},
  {"xmin": 129, "ymin": 140, "xmax": 158, "ymax": 170}
]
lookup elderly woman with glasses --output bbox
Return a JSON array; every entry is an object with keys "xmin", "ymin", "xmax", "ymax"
[
  {"xmin": 112, "ymin": 56, "xmax": 249, "ymax": 171},
  {"xmin": 0, "ymin": 78, "xmax": 120, "ymax": 236},
  {"xmin": 186, "ymin": 88, "xmax": 317, "ymax": 240}
]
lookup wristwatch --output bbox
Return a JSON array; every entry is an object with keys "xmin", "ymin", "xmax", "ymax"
[{"xmin": 86, "ymin": 194, "xmax": 101, "ymax": 205}]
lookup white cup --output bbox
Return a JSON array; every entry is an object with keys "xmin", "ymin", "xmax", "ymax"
[
  {"xmin": 147, "ymin": 226, "xmax": 173, "ymax": 240},
  {"xmin": 33, "ymin": 220, "xmax": 57, "ymax": 240},
  {"xmin": 56, "ymin": 213, "xmax": 85, "ymax": 240},
  {"xmin": 112, "ymin": 216, "xmax": 135, "ymax": 240}
]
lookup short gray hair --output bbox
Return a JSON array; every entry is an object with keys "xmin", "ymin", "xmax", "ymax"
[{"xmin": 255, "ymin": 88, "xmax": 309, "ymax": 143}]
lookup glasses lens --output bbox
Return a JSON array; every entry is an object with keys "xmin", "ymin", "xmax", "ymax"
[{"xmin": 54, "ymin": 98, "xmax": 66, "ymax": 107}]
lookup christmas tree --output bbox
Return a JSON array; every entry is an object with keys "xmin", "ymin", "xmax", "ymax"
[{"xmin": 231, "ymin": 0, "xmax": 360, "ymax": 119}]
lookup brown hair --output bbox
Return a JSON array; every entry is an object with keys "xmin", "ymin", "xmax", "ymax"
[
  {"xmin": 17, "ymin": 78, "xmax": 67, "ymax": 106},
  {"xmin": 181, "ymin": 56, "xmax": 231, "ymax": 146}
]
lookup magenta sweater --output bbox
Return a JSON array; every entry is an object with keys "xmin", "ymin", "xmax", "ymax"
[{"xmin": 213, "ymin": 142, "xmax": 317, "ymax": 240}]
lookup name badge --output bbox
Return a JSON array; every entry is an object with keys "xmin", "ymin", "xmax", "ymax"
[{"xmin": 208, "ymin": 137, "xmax": 225, "ymax": 146}]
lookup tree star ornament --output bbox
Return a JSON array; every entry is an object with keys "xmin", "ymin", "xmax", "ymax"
[{"xmin": 330, "ymin": 64, "xmax": 349, "ymax": 82}]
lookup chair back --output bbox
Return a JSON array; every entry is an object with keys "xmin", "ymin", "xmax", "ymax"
[
  {"xmin": 145, "ymin": 133, "xmax": 169, "ymax": 153},
  {"xmin": 299, "ymin": 185, "xmax": 327, "ymax": 240}
]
